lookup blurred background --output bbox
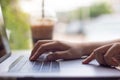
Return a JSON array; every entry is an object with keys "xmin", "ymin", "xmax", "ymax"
[{"xmin": 0, "ymin": 0, "xmax": 120, "ymax": 50}]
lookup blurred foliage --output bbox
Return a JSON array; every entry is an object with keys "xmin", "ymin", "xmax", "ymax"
[
  {"xmin": 57, "ymin": 3, "xmax": 112, "ymax": 22},
  {"xmin": 71, "ymin": 3, "xmax": 112, "ymax": 20},
  {"xmin": 0, "ymin": 0, "xmax": 31, "ymax": 50},
  {"xmin": 90, "ymin": 3, "xmax": 112, "ymax": 18}
]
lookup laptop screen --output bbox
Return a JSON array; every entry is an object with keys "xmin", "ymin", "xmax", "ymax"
[{"xmin": 0, "ymin": 4, "xmax": 11, "ymax": 62}]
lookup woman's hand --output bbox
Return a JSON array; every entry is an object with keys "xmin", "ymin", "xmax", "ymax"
[
  {"xmin": 82, "ymin": 43, "xmax": 120, "ymax": 67},
  {"xmin": 29, "ymin": 40, "xmax": 85, "ymax": 61}
]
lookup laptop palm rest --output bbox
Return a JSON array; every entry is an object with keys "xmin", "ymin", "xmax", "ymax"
[{"xmin": 8, "ymin": 56, "xmax": 60, "ymax": 73}]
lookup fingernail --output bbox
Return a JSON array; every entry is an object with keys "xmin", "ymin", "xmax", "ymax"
[
  {"xmin": 82, "ymin": 60, "xmax": 88, "ymax": 64},
  {"xmin": 82, "ymin": 61, "xmax": 87, "ymax": 64},
  {"xmin": 30, "ymin": 56, "xmax": 34, "ymax": 60}
]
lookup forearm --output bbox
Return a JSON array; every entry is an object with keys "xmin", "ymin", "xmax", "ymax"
[{"xmin": 77, "ymin": 39, "xmax": 120, "ymax": 56}]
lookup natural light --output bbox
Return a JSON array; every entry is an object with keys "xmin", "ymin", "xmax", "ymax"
[{"xmin": 19, "ymin": 0, "xmax": 98, "ymax": 15}]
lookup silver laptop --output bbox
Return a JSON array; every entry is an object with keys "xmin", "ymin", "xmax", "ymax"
[
  {"xmin": 0, "ymin": 4, "xmax": 120, "ymax": 78},
  {"xmin": 0, "ymin": 4, "xmax": 60, "ymax": 73}
]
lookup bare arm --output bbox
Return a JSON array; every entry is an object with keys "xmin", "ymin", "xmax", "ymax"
[
  {"xmin": 74, "ymin": 39, "xmax": 120, "ymax": 56},
  {"xmin": 30, "ymin": 39, "xmax": 120, "ymax": 61}
]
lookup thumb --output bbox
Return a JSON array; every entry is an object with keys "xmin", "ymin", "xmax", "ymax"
[
  {"xmin": 82, "ymin": 52, "xmax": 95, "ymax": 64},
  {"xmin": 46, "ymin": 50, "xmax": 71, "ymax": 61}
]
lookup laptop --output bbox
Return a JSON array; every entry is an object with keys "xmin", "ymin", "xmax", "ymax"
[{"xmin": 0, "ymin": 4, "xmax": 120, "ymax": 78}]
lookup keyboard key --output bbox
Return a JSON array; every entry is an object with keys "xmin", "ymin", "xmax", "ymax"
[
  {"xmin": 51, "ymin": 61, "xmax": 60, "ymax": 72},
  {"xmin": 32, "ymin": 61, "xmax": 42, "ymax": 72},
  {"xmin": 40, "ymin": 62, "xmax": 51, "ymax": 72}
]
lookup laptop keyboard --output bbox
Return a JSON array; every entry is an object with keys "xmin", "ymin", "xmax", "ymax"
[{"xmin": 8, "ymin": 56, "xmax": 60, "ymax": 73}]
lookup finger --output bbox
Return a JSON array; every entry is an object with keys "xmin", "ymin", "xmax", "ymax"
[
  {"xmin": 94, "ymin": 44, "xmax": 112, "ymax": 66},
  {"xmin": 82, "ymin": 52, "xmax": 95, "ymax": 64},
  {"xmin": 104, "ymin": 43, "xmax": 120, "ymax": 66},
  {"xmin": 112, "ymin": 57, "xmax": 120, "ymax": 66},
  {"xmin": 82, "ymin": 44, "xmax": 112, "ymax": 64},
  {"xmin": 30, "ymin": 41, "xmax": 67, "ymax": 61},
  {"xmin": 46, "ymin": 50, "xmax": 71, "ymax": 61},
  {"xmin": 30, "ymin": 40, "xmax": 53, "ymax": 59},
  {"xmin": 114, "ymin": 55, "xmax": 120, "ymax": 62},
  {"xmin": 30, "ymin": 41, "xmax": 57, "ymax": 61}
]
